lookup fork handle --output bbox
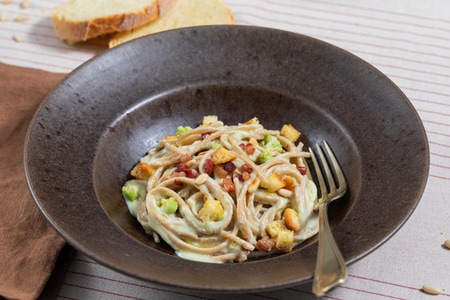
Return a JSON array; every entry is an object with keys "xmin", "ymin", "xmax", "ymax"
[{"xmin": 312, "ymin": 203, "xmax": 348, "ymax": 296}]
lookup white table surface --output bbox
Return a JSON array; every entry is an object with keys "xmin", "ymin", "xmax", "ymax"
[{"xmin": 1, "ymin": 0, "xmax": 450, "ymax": 299}]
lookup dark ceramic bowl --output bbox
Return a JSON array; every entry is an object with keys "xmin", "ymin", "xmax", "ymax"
[{"xmin": 24, "ymin": 25, "xmax": 429, "ymax": 293}]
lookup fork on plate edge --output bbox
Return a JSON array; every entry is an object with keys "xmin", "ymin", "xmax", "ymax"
[{"xmin": 309, "ymin": 141, "xmax": 348, "ymax": 297}]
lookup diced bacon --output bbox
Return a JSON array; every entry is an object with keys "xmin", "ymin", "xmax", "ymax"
[
  {"xmin": 173, "ymin": 179, "xmax": 184, "ymax": 186},
  {"xmin": 240, "ymin": 163, "xmax": 253, "ymax": 174},
  {"xmin": 176, "ymin": 163, "xmax": 187, "ymax": 172},
  {"xmin": 179, "ymin": 154, "xmax": 192, "ymax": 163},
  {"xmin": 232, "ymin": 172, "xmax": 242, "ymax": 181},
  {"xmin": 256, "ymin": 236, "xmax": 276, "ymax": 252},
  {"xmin": 298, "ymin": 165, "xmax": 307, "ymax": 175},
  {"xmin": 172, "ymin": 171, "xmax": 186, "ymax": 186},
  {"xmin": 203, "ymin": 159, "xmax": 215, "ymax": 175},
  {"xmin": 223, "ymin": 177, "xmax": 235, "ymax": 193},
  {"xmin": 214, "ymin": 165, "xmax": 229, "ymax": 178},
  {"xmin": 239, "ymin": 143, "xmax": 255, "ymax": 155},
  {"xmin": 185, "ymin": 169, "xmax": 198, "ymax": 178},
  {"xmin": 241, "ymin": 171, "xmax": 251, "ymax": 181},
  {"xmin": 201, "ymin": 132, "xmax": 212, "ymax": 139},
  {"xmin": 223, "ymin": 162, "xmax": 236, "ymax": 173},
  {"xmin": 172, "ymin": 171, "xmax": 186, "ymax": 177}
]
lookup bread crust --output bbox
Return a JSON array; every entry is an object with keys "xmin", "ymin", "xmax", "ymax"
[{"xmin": 51, "ymin": 1, "xmax": 161, "ymax": 44}]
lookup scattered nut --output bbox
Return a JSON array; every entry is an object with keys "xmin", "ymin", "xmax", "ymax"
[
  {"xmin": 20, "ymin": 0, "xmax": 29, "ymax": 9},
  {"xmin": 12, "ymin": 34, "xmax": 20, "ymax": 42},
  {"xmin": 444, "ymin": 239, "xmax": 450, "ymax": 249},
  {"xmin": 14, "ymin": 15, "xmax": 29, "ymax": 22},
  {"xmin": 194, "ymin": 173, "xmax": 209, "ymax": 185},
  {"xmin": 0, "ymin": 10, "xmax": 7, "ymax": 21},
  {"xmin": 277, "ymin": 188, "xmax": 293, "ymax": 198},
  {"xmin": 283, "ymin": 208, "xmax": 301, "ymax": 231},
  {"xmin": 248, "ymin": 137, "xmax": 258, "ymax": 148},
  {"xmin": 247, "ymin": 178, "xmax": 260, "ymax": 193},
  {"xmin": 422, "ymin": 284, "xmax": 442, "ymax": 295}
]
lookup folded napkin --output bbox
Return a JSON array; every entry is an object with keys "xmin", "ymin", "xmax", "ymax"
[{"xmin": 0, "ymin": 63, "xmax": 66, "ymax": 300}]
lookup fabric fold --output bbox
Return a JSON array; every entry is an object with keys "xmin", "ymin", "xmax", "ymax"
[{"xmin": 0, "ymin": 63, "xmax": 66, "ymax": 300}]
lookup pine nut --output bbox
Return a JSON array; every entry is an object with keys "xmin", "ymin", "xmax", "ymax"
[
  {"xmin": 14, "ymin": 15, "xmax": 29, "ymax": 22},
  {"xmin": 283, "ymin": 208, "xmax": 301, "ymax": 231},
  {"xmin": 277, "ymin": 188, "xmax": 293, "ymax": 198},
  {"xmin": 422, "ymin": 284, "xmax": 442, "ymax": 295},
  {"xmin": 21, "ymin": 0, "xmax": 30, "ymax": 9},
  {"xmin": 195, "ymin": 173, "xmax": 209, "ymax": 185},
  {"xmin": 248, "ymin": 178, "xmax": 260, "ymax": 193},
  {"xmin": 0, "ymin": 10, "xmax": 7, "ymax": 21},
  {"xmin": 444, "ymin": 239, "xmax": 450, "ymax": 249}
]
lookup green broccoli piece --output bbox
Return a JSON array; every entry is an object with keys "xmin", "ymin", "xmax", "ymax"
[
  {"xmin": 163, "ymin": 197, "xmax": 178, "ymax": 214},
  {"xmin": 176, "ymin": 126, "xmax": 192, "ymax": 136},
  {"xmin": 158, "ymin": 197, "xmax": 179, "ymax": 214},
  {"xmin": 258, "ymin": 135, "xmax": 284, "ymax": 163},
  {"xmin": 122, "ymin": 180, "xmax": 146, "ymax": 202}
]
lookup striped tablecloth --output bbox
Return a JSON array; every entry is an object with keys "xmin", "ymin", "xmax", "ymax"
[{"xmin": 2, "ymin": 0, "xmax": 450, "ymax": 299}]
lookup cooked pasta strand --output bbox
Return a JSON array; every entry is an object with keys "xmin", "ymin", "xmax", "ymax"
[{"xmin": 122, "ymin": 117, "xmax": 318, "ymax": 263}]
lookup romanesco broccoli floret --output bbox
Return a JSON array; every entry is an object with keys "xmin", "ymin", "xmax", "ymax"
[
  {"xmin": 258, "ymin": 149, "xmax": 273, "ymax": 164},
  {"xmin": 258, "ymin": 135, "xmax": 284, "ymax": 163},
  {"xmin": 260, "ymin": 135, "xmax": 283, "ymax": 151}
]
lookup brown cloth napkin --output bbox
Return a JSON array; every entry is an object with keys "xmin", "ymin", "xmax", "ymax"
[{"xmin": 0, "ymin": 63, "xmax": 66, "ymax": 300}]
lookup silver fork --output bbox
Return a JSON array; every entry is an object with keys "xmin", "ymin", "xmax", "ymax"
[{"xmin": 309, "ymin": 141, "xmax": 348, "ymax": 297}]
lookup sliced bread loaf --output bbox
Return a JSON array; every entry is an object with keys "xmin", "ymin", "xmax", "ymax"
[
  {"xmin": 108, "ymin": 0, "xmax": 233, "ymax": 48},
  {"xmin": 51, "ymin": 0, "xmax": 176, "ymax": 44}
]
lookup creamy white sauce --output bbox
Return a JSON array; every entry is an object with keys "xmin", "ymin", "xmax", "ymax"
[
  {"xmin": 176, "ymin": 250, "xmax": 223, "ymax": 264},
  {"xmin": 126, "ymin": 199, "xmax": 141, "ymax": 217}
]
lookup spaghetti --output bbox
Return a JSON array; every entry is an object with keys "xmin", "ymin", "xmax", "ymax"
[{"xmin": 122, "ymin": 116, "xmax": 319, "ymax": 263}]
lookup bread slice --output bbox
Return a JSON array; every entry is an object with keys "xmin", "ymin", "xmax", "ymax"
[
  {"xmin": 108, "ymin": 0, "xmax": 233, "ymax": 48},
  {"xmin": 51, "ymin": 0, "xmax": 176, "ymax": 44}
]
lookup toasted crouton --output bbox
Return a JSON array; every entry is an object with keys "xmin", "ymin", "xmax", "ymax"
[
  {"xmin": 261, "ymin": 172, "xmax": 285, "ymax": 192},
  {"xmin": 244, "ymin": 117, "xmax": 259, "ymax": 125},
  {"xmin": 198, "ymin": 199, "xmax": 224, "ymax": 222},
  {"xmin": 202, "ymin": 115, "xmax": 218, "ymax": 126},
  {"xmin": 282, "ymin": 176, "xmax": 296, "ymax": 191},
  {"xmin": 211, "ymin": 146, "xmax": 237, "ymax": 164},
  {"xmin": 266, "ymin": 220, "xmax": 286, "ymax": 238},
  {"xmin": 276, "ymin": 229, "xmax": 294, "ymax": 252},
  {"xmin": 130, "ymin": 162, "xmax": 153, "ymax": 179},
  {"xmin": 280, "ymin": 124, "xmax": 301, "ymax": 142}
]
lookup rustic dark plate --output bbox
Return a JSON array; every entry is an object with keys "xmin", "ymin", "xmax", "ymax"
[{"xmin": 24, "ymin": 25, "xmax": 429, "ymax": 293}]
